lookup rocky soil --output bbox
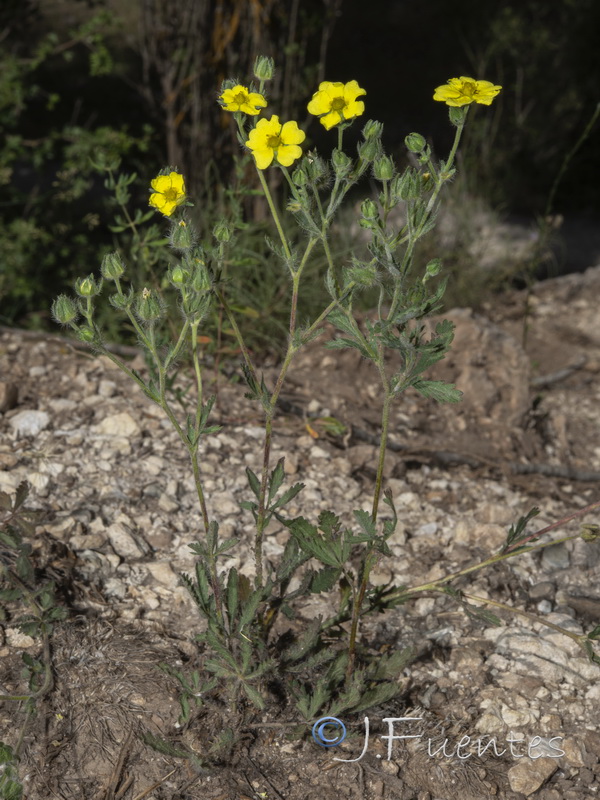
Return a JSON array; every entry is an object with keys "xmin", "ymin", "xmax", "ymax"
[{"xmin": 1, "ymin": 266, "xmax": 599, "ymax": 800}]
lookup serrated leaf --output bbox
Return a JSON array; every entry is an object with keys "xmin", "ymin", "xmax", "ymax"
[
  {"xmin": 353, "ymin": 508, "xmax": 377, "ymax": 538},
  {"xmin": 226, "ymin": 568, "xmax": 238, "ymax": 627},
  {"xmin": 412, "ymin": 379, "xmax": 462, "ymax": 403},
  {"xmin": 371, "ymin": 646, "xmax": 415, "ymax": 680},
  {"xmin": 309, "ymin": 566, "xmax": 341, "ymax": 594},
  {"xmin": 14, "ymin": 481, "xmax": 30, "ymax": 511},
  {"xmin": 502, "ymin": 507, "xmax": 541, "ymax": 552},
  {"xmin": 271, "ymin": 481, "xmax": 304, "ymax": 511},
  {"xmin": 0, "ymin": 491, "xmax": 12, "ymax": 510},
  {"xmin": 353, "ymin": 680, "xmax": 402, "ymax": 713},
  {"xmin": 463, "ymin": 603, "xmax": 502, "ymax": 627},
  {"xmin": 242, "ymin": 682, "xmax": 265, "ymax": 710},
  {"xmin": 283, "ymin": 617, "xmax": 322, "ymax": 661},
  {"xmin": 324, "ymin": 337, "xmax": 373, "ymax": 360},
  {"xmin": 268, "ymin": 458, "xmax": 286, "ymax": 505},
  {"xmin": 215, "ymin": 537, "xmax": 239, "ymax": 556}
]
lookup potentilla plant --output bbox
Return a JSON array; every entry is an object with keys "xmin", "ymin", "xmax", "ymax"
[{"xmin": 52, "ymin": 61, "xmax": 599, "ymax": 727}]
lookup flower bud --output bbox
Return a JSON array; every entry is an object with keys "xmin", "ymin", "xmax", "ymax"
[
  {"xmin": 213, "ymin": 220, "xmax": 232, "ymax": 243},
  {"xmin": 305, "ymin": 154, "xmax": 327, "ymax": 182},
  {"xmin": 52, "ymin": 295, "xmax": 79, "ymax": 325},
  {"xmin": 78, "ymin": 326, "xmax": 96, "ymax": 343},
  {"xmin": 362, "ymin": 120, "xmax": 383, "ymax": 140},
  {"xmin": 292, "ymin": 165, "xmax": 308, "ymax": 186},
  {"xmin": 253, "ymin": 55, "xmax": 274, "ymax": 82},
  {"xmin": 422, "ymin": 258, "xmax": 442, "ymax": 283},
  {"xmin": 183, "ymin": 293, "xmax": 211, "ymax": 324},
  {"xmin": 75, "ymin": 274, "xmax": 102, "ymax": 297},
  {"xmin": 109, "ymin": 287, "xmax": 134, "ymax": 310},
  {"xmin": 135, "ymin": 287, "xmax": 164, "ymax": 322},
  {"xmin": 405, "ymin": 132, "xmax": 426, "ymax": 153},
  {"xmin": 190, "ymin": 259, "xmax": 211, "ymax": 293},
  {"xmin": 100, "ymin": 252, "xmax": 125, "ymax": 280},
  {"xmin": 331, "ymin": 148, "xmax": 352, "ymax": 178},
  {"xmin": 361, "ymin": 199, "xmax": 378, "ymax": 221},
  {"xmin": 169, "ymin": 265, "xmax": 191, "ymax": 287},
  {"xmin": 448, "ymin": 106, "xmax": 467, "ymax": 127},
  {"xmin": 170, "ymin": 219, "xmax": 193, "ymax": 250},
  {"xmin": 357, "ymin": 138, "xmax": 381, "ymax": 163},
  {"xmin": 373, "ymin": 155, "xmax": 394, "ymax": 181},
  {"xmin": 395, "ymin": 168, "xmax": 420, "ymax": 200}
]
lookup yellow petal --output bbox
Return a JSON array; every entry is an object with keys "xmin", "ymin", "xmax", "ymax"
[
  {"xmin": 169, "ymin": 172, "xmax": 185, "ymax": 193},
  {"xmin": 281, "ymin": 121, "xmax": 305, "ymax": 145},
  {"xmin": 253, "ymin": 148, "xmax": 274, "ymax": 169},
  {"xmin": 276, "ymin": 144, "xmax": 302, "ymax": 167}
]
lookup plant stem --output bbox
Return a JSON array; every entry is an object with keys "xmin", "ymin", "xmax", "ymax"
[
  {"xmin": 346, "ymin": 378, "xmax": 392, "ymax": 685},
  {"xmin": 256, "ymin": 168, "xmax": 292, "ymax": 262},
  {"xmin": 461, "ymin": 591, "xmax": 598, "ymax": 658}
]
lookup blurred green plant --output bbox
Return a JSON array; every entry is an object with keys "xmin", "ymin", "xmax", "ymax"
[{"xmin": 0, "ymin": 481, "xmax": 67, "ymax": 800}]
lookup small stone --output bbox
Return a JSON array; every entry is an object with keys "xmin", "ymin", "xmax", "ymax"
[
  {"xmin": 9, "ymin": 409, "xmax": 50, "ymax": 437},
  {"xmin": 106, "ymin": 522, "xmax": 146, "ymax": 558},
  {"xmin": 0, "ymin": 382, "xmax": 18, "ymax": 413},
  {"xmin": 541, "ymin": 543, "xmax": 570, "ymax": 571},
  {"xmin": 6, "ymin": 628, "xmax": 36, "ymax": 648},
  {"xmin": 145, "ymin": 561, "xmax": 179, "ymax": 589},
  {"xmin": 158, "ymin": 493, "xmax": 179, "ymax": 513},
  {"xmin": 98, "ymin": 380, "xmax": 116, "ymax": 397},
  {"xmin": 529, "ymin": 581, "xmax": 556, "ymax": 601},
  {"xmin": 95, "ymin": 412, "xmax": 141, "ymax": 438},
  {"xmin": 415, "ymin": 521, "xmax": 438, "ymax": 536},
  {"xmin": 508, "ymin": 756, "xmax": 557, "ymax": 796}
]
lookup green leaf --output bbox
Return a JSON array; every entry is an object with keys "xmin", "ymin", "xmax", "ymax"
[
  {"xmin": 309, "ymin": 566, "xmax": 341, "ymax": 594},
  {"xmin": 502, "ymin": 507, "xmax": 541, "ymax": 553},
  {"xmin": 587, "ymin": 625, "xmax": 600, "ymax": 641},
  {"xmin": 226, "ymin": 568, "xmax": 239, "ymax": 626},
  {"xmin": 353, "ymin": 509, "xmax": 377, "ymax": 539},
  {"xmin": 268, "ymin": 458, "xmax": 286, "ymax": 505},
  {"xmin": 242, "ymin": 682, "xmax": 265, "ymax": 710},
  {"xmin": 283, "ymin": 617, "xmax": 322, "ymax": 661},
  {"xmin": 412, "ymin": 379, "xmax": 462, "ymax": 403},
  {"xmin": 246, "ymin": 467, "xmax": 261, "ymax": 499},
  {"xmin": 324, "ymin": 337, "xmax": 374, "ymax": 360},
  {"xmin": 371, "ymin": 646, "xmax": 415, "ymax": 680},
  {"xmin": 271, "ymin": 482, "xmax": 304, "ymax": 511},
  {"xmin": 463, "ymin": 603, "xmax": 502, "ymax": 627},
  {"xmin": 352, "ymin": 681, "xmax": 402, "ymax": 713}
]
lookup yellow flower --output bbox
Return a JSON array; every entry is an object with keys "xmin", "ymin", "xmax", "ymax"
[
  {"xmin": 219, "ymin": 84, "xmax": 267, "ymax": 115},
  {"xmin": 246, "ymin": 115, "xmax": 305, "ymax": 169},
  {"xmin": 149, "ymin": 171, "xmax": 186, "ymax": 217},
  {"xmin": 433, "ymin": 77, "xmax": 502, "ymax": 107},
  {"xmin": 307, "ymin": 80, "xmax": 366, "ymax": 130}
]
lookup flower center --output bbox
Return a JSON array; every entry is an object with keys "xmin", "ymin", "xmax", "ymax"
[
  {"xmin": 267, "ymin": 135, "xmax": 282, "ymax": 148},
  {"xmin": 331, "ymin": 96, "xmax": 346, "ymax": 111},
  {"xmin": 234, "ymin": 91, "xmax": 248, "ymax": 106},
  {"xmin": 461, "ymin": 81, "xmax": 476, "ymax": 98},
  {"xmin": 163, "ymin": 187, "xmax": 179, "ymax": 202}
]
